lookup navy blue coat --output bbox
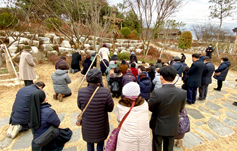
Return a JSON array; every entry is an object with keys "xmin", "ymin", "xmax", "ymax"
[
  {"xmin": 187, "ymin": 60, "xmax": 205, "ymax": 87},
  {"xmin": 100, "ymin": 59, "xmax": 109, "ymax": 73},
  {"xmin": 10, "ymin": 84, "xmax": 40, "ymax": 125},
  {"xmin": 33, "ymin": 104, "xmax": 60, "ymax": 139},
  {"xmin": 201, "ymin": 61, "xmax": 215, "ymax": 85},
  {"xmin": 214, "ymin": 61, "xmax": 231, "ymax": 81},
  {"xmin": 139, "ymin": 77, "xmax": 152, "ymax": 100},
  {"xmin": 172, "ymin": 62, "xmax": 183, "ymax": 77},
  {"xmin": 81, "ymin": 59, "xmax": 92, "ymax": 75}
]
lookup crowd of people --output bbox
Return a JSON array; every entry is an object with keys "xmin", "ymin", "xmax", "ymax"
[{"xmin": 7, "ymin": 44, "xmax": 233, "ymax": 151}]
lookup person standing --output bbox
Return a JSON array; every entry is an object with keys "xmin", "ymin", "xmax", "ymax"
[
  {"xmin": 77, "ymin": 68, "xmax": 114, "ymax": 151},
  {"xmin": 198, "ymin": 57, "xmax": 215, "ymax": 100},
  {"xmin": 213, "ymin": 57, "xmax": 231, "ymax": 91},
  {"xmin": 186, "ymin": 54, "xmax": 205, "ymax": 104},
  {"xmin": 149, "ymin": 66, "xmax": 186, "ymax": 151},
  {"xmin": 172, "ymin": 56, "xmax": 184, "ymax": 77},
  {"xmin": 180, "ymin": 53, "xmax": 186, "ymax": 63},
  {"xmin": 19, "ymin": 45, "xmax": 36, "ymax": 86},
  {"xmin": 205, "ymin": 44, "xmax": 213, "ymax": 59},
  {"xmin": 55, "ymin": 56, "xmax": 69, "ymax": 70},
  {"xmin": 116, "ymin": 82, "xmax": 152, "ymax": 151},
  {"xmin": 7, "ymin": 82, "xmax": 45, "ymax": 138},
  {"xmin": 99, "ymin": 44, "xmax": 110, "ymax": 61},
  {"xmin": 70, "ymin": 50, "xmax": 81, "ymax": 73}
]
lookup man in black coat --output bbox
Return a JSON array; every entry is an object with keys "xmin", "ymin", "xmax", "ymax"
[
  {"xmin": 8, "ymin": 82, "xmax": 45, "ymax": 138},
  {"xmin": 198, "ymin": 57, "xmax": 215, "ymax": 100},
  {"xmin": 70, "ymin": 50, "xmax": 81, "ymax": 73},
  {"xmin": 205, "ymin": 44, "xmax": 213, "ymax": 59},
  {"xmin": 149, "ymin": 66, "xmax": 186, "ymax": 151},
  {"xmin": 187, "ymin": 54, "xmax": 205, "ymax": 104}
]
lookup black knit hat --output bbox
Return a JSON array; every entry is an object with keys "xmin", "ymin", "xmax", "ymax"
[{"xmin": 87, "ymin": 68, "xmax": 102, "ymax": 84}]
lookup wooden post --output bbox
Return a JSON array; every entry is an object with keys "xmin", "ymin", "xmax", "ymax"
[{"xmin": 233, "ymin": 28, "xmax": 237, "ymax": 54}]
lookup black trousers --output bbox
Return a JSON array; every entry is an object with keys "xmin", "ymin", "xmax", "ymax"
[
  {"xmin": 24, "ymin": 80, "xmax": 33, "ymax": 86},
  {"xmin": 152, "ymin": 134, "xmax": 175, "ymax": 151},
  {"xmin": 217, "ymin": 80, "xmax": 223, "ymax": 90},
  {"xmin": 199, "ymin": 84, "xmax": 209, "ymax": 99}
]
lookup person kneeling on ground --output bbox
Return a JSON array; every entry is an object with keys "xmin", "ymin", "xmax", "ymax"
[
  {"xmin": 81, "ymin": 54, "xmax": 92, "ymax": 75},
  {"xmin": 109, "ymin": 67, "xmax": 123, "ymax": 98},
  {"xmin": 7, "ymin": 82, "xmax": 45, "ymax": 139},
  {"xmin": 51, "ymin": 64, "xmax": 72, "ymax": 102},
  {"xmin": 55, "ymin": 56, "xmax": 69, "ymax": 70},
  {"xmin": 29, "ymin": 90, "xmax": 72, "ymax": 151}
]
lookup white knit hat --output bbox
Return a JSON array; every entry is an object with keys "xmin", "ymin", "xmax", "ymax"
[
  {"xmin": 122, "ymin": 82, "xmax": 140, "ymax": 98},
  {"xmin": 114, "ymin": 52, "xmax": 117, "ymax": 55}
]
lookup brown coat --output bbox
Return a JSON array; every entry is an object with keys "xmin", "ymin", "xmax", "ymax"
[
  {"xmin": 119, "ymin": 64, "xmax": 128, "ymax": 76},
  {"xmin": 19, "ymin": 50, "xmax": 36, "ymax": 80}
]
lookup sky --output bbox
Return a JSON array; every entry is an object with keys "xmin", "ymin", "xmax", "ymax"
[{"xmin": 107, "ymin": 0, "xmax": 237, "ymax": 31}]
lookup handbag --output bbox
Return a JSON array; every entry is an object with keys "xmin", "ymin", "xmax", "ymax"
[
  {"xmin": 76, "ymin": 86, "xmax": 99, "ymax": 126},
  {"xmin": 214, "ymin": 67, "xmax": 229, "ymax": 77},
  {"xmin": 178, "ymin": 108, "xmax": 190, "ymax": 134},
  {"xmin": 105, "ymin": 100, "xmax": 136, "ymax": 151},
  {"xmin": 33, "ymin": 126, "xmax": 58, "ymax": 147}
]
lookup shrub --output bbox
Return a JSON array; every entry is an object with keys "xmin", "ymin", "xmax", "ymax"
[
  {"xmin": 128, "ymin": 33, "xmax": 135, "ymax": 39},
  {"xmin": 120, "ymin": 27, "xmax": 131, "ymax": 38},
  {"xmin": 117, "ymin": 52, "xmax": 130, "ymax": 60},
  {"xmin": 45, "ymin": 18, "xmax": 61, "ymax": 30},
  {"xmin": 0, "ymin": 12, "xmax": 18, "ymax": 29},
  {"xmin": 110, "ymin": 52, "xmax": 130, "ymax": 60},
  {"xmin": 178, "ymin": 31, "xmax": 192, "ymax": 50},
  {"xmin": 133, "ymin": 30, "xmax": 138, "ymax": 38}
]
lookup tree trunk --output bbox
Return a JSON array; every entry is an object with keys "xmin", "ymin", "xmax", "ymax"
[
  {"xmin": 0, "ymin": 50, "xmax": 3, "ymax": 67},
  {"xmin": 5, "ymin": 50, "xmax": 15, "ymax": 76},
  {"xmin": 233, "ymin": 33, "xmax": 237, "ymax": 54}
]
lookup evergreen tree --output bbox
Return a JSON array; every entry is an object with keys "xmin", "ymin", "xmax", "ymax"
[{"xmin": 178, "ymin": 31, "xmax": 192, "ymax": 50}]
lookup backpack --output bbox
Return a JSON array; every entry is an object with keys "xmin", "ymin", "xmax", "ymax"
[{"xmin": 111, "ymin": 81, "xmax": 119, "ymax": 92}]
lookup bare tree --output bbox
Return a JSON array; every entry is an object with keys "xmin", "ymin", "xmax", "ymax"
[
  {"xmin": 0, "ymin": 1, "xmax": 44, "ymax": 75},
  {"xmin": 209, "ymin": 0, "xmax": 237, "ymax": 57},
  {"xmin": 126, "ymin": 0, "xmax": 183, "ymax": 56},
  {"xmin": 43, "ymin": 0, "xmax": 111, "ymax": 50}
]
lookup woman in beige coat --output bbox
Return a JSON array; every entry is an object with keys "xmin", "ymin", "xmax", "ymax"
[
  {"xmin": 116, "ymin": 82, "xmax": 152, "ymax": 151},
  {"xmin": 19, "ymin": 45, "xmax": 36, "ymax": 86}
]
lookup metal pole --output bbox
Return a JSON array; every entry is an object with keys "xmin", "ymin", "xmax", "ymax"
[
  {"xmin": 77, "ymin": 53, "xmax": 98, "ymax": 91},
  {"xmin": 98, "ymin": 55, "xmax": 108, "ymax": 68}
]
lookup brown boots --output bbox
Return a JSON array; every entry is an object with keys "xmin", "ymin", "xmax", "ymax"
[{"xmin": 53, "ymin": 93, "xmax": 64, "ymax": 102}]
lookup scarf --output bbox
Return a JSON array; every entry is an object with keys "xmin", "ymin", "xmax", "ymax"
[{"xmin": 28, "ymin": 90, "xmax": 45, "ymax": 130}]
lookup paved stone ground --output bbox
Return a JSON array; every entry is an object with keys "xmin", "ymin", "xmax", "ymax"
[{"xmin": 0, "ymin": 50, "xmax": 237, "ymax": 151}]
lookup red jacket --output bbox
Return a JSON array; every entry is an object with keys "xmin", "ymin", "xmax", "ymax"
[{"xmin": 130, "ymin": 67, "xmax": 138, "ymax": 80}]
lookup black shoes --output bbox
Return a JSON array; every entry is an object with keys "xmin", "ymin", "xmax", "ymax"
[
  {"xmin": 214, "ymin": 88, "xmax": 221, "ymax": 91},
  {"xmin": 233, "ymin": 102, "xmax": 237, "ymax": 106}
]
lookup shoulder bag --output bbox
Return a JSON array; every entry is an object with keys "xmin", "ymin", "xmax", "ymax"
[
  {"xmin": 105, "ymin": 100, "xmax": 136, "ymax": 151},
  {"xmin": 214, "ymin": 67, "xmax": 229, "ymax": 77},
  {"xmin": 33, "ymin": 126, "xmax": 58, "ymax": 147},
  {"xmin": 76, "ymin": 86, "xmax": 99, "ymax": 126},
  {"xmin": 178, "ymin": 108, "xmax": 190, "ymax": 134}
]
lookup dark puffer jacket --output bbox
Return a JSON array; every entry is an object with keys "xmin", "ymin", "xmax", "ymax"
[
  {"xmin": 122, "ymin": 72, "xmax": 136, "ymax": 87},
  {"xmin": 10, "ymin": 84, "xmax": 40, "ymax": 125},
  {"xmin": 77, "ymin": 84, "xmax": 114, "ymax": 143},
  {"xmin": 81, "ymin": 59, "xmax": 92, "ymax": 75},
  {"xmin": 214, "ymin": 61, "xmax": 231, "ymax": 81},
  {"xmin": 139, "ymin": 77, "xmax": 152, "ymax": 100},
  {"xmin": 33, "ymin": 103, "xmax": 60, "ymax": 139}
]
